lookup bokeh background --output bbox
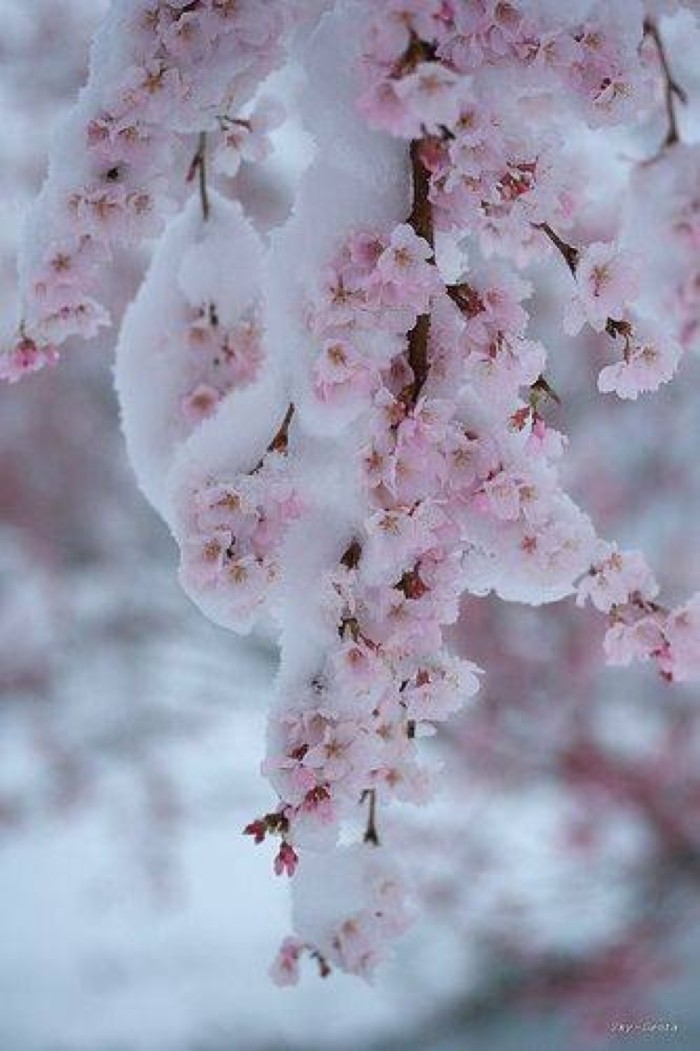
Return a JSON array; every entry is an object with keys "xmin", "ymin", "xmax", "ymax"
[{"xmin": 2, "ymin": 3, "xmax": 700, "ymax": 1048}]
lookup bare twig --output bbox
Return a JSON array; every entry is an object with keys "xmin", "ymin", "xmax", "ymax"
[
  {"xmin": 534, "ymin": 222, "xmax": 579, "ymax": 275},
  {"xmin": 252, "ymin": 403, "xmax": 294, "ymax": 473},
  {"xmin": 644, "ymin": 18, "xmax": 687, "ymax": 152},
  {"xmin": 362, "ymin": 788, "xmax": 380, "ymax": 846},
  {"xmin": 187, "ymin": 131, "xmax": 210, "ymax": 221}
]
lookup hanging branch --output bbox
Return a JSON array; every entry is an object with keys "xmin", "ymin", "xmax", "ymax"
[{"xmin": 644, "ymin": 18, "xmax": 687, "ymax": 152}]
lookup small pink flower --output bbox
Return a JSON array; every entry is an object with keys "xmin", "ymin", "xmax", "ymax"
[
  {"xmin": 598, "ymin": 322, "xmax": 681, "ymax": 400},
  {"xmin": 394, "ymin": 63, "xmax": 461, "ymax": 134},
  {"xmin": 565, "ymin": 242, "xmax": 639, "ymax": 334},
  {"xmin": 0, "ymin": 337, "xmax": 59, "ymax": 384},
  {"xmin": 270, "ymin": 936, "xmax": 303, "ymax": 987},
  {"xmin": 479, "ymin": 470, "xmax": 522, "ymax": 521},
  {"xmin": 604, "ymin": 616, "xmax": 666, "ymax": 667},
  {"xmin": 313, "ymin": 340, "xmax": 377, "ymax": 405},
  {"xmin": 181, "ymin": 383, "xmax": 222, "ymax": 424},
  {"xmin": 384, "ymin": 226, "xmax": 432, "ymax": 269},
  {"xmin": 664, "ymin": 594, "xmax": 700, "ymax": 682},
  {"xmin": 214, "ymin": 96, "xmax": 285, "ymax": 177},
  {"xmin": 181, "ymin": 529, "xmax": 232, "ymax": 588},
  {"xmin": 577, "ymin": 546, "xmax": 658, "ymax": 613}
]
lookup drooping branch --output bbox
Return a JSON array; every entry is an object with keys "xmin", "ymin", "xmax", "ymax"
[
  {"xmin": 644, "ymin": 18, "xmax": 687, "ymax": 152},
  {"xmin": 187, "ymin": 131, "xmax": 210, "ymax": 221}
]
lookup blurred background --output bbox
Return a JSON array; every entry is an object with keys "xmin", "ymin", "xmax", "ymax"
[{"xmin": 1, "ymin": 2, "xmax": 700, "ymax": 1048}]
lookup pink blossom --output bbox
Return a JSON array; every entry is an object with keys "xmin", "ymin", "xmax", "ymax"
[
  {"xmin": 214, "ymin": 96, "xmax": 285, "ymax": 177},
  {"xmin": 270, "ymin": 936, "xmax": 303, "ymax": 986},
  {"xmin": 664, "ymin": 594, "xmax": 700, "ymax": 682},
  {"xmin": 372, "ymin": 224, "xmax": 437, "ymax": 310},
  {"xmin": 313, "ymin": 340, "xmax": 378, "ymax": 406},
  {"xmin": 565, "ymin": 242, "xmax": 639, "ymax": 334},
  {"xmin": 598, "ymin": 323, "xmax": 682, "ymax": 399},
  {"xmin": 180, "ymin": 530, "xmax": 232, "ymax": 588},
  {"xmin": 180, "ymin": 383, "xmax": 222, "ymax": 424},
  {"xmin": 478, "ymin": 470, "xmax": 523, "ymax": 521},
  {"xmin": 0, "ymin": 338, "xmax": 58, "ymax": 384},
  {"xmin": 604, "ymin": 615, "xmax": 666, "ymax": 667},
  {"xmin": 364, "ymin": 0, "xmax": 444, "ymax": 62},
  {"xmin": 393, "ymin": 63, "xmax": 461, "ymax": 135},
  {"xmin": 577, "ymin": 547, "xmax": 659, "ymax": 614}
]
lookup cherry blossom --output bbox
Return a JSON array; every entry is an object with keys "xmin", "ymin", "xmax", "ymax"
[
  {"xmin": 597, "ymin": 320, "xmax": 682, "ymax": 399},
  {"xmin": 564, "ymin": 242, "xmax": 640, "ymax": 335},
  {"xmin": 5, "ymin": 0, "xmax": 700, "ymax": 994}
]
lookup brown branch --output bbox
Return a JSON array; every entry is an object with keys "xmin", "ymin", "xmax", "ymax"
[
  {"xmin": 644, "ymin": 18, "xmax": 687, "ymax": 152},
  {"xmin": 409, "ymin": 140, "xmax": 434, "ymax": 246},
  {"xmin": 446, "ymin": 282, "xmax": 484, "ymax": 318},
  {"xmin": 406, "ymin": 140, "xmax": 435, "ymax": 403},
  {"xmin": 187, "ymin": 131, "xmax": 210, "ymax": 221},
  {"xmin": 533, "ymin": 222, "xmax": 579, "ymax": 275},
  {"xmin": 530, "ymin": 374, "xmax": 561, "ymax": 409},
  {"xmin": 362, "ymin": 788, "xmax": 380, "ymax": 846},
  {"xmin": 340, "ymin": 539, "xmax": 362, "ymax": 570},
  {"xmin": 252, "ymin": 402, "xmax": 294, "ymax": 472}
]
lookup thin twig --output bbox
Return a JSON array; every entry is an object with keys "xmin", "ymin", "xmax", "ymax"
[
  {"xmin": 252, "ymin": 403, "xmax": 294, "ymax": 473},
  {"xmin": 644, "ymin": 18, "xmax": 687, "ymax": 152},
  {"xmin": 187, "ymin": 131, "xmax": 210, "ymax": 221},
  {"xmin": 533, "ymin": 222, "xmax": 579, "ymax": 275},
  {"xmin": 362, "ymin": 788, "xmax": 380, "ymax": 846}
]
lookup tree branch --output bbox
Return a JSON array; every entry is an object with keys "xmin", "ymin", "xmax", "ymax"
[
  {"xmin": 362, "ymin": 788, "xmax": 380, "ymax": 846},
  {"xmin": 644, "ymin": 18, "xmax": 687, "ymax": 152},
  {"xmin": 252, "ymin": 403, "xmax": 294, "ymax": 472},
  {"xmin": 187, "ymin": 131, "xmax": 210, "ymax": 221},
  {"xmin": 533, "ymin": 222, "xmax": 579, "ymax": 275},
  {"xmin": 406, "ymin": 141, "xmax": 435, "ymax": 403}
]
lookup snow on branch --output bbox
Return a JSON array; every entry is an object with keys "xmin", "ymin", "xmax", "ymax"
[{"xmin": 5, "ymin": 0, "xmax": 700, "ymax": 991}]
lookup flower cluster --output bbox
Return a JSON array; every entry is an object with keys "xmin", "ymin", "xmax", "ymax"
[
  {"xmin": 271, "ymin": 845, "xmax": 412, "ymax": 985},
  {"xmin": 213, "ymin": 95, "xmax": 286, "ymax": 178},
  {"xmin": 256, "ymin": 211, "xmax": 607, "ymax": 973},
  {"xmin": 250, "ymin": 0, "xmax": 700, "ymax": 978},
  {"xmin": 577, "ymin": 544, "xmax": 700, "ymax": 682},
  {"xmin": 358, "ymin": 0, "xmax": 654, "ymax": 259},
  {"xmin": 2, "ymin": 0, "xmax": 291, "ymax": 381},
  {"xmin": 7, "ymin": 0, "xmax": 700, "ymax": 995},
  {"xmin": 622, "ymin": 144, "xmax": 700, "ymax": 360},
  {"xmin": 178, "ymin": 453, "xmax": 302, "ymax": 633},
  {"xmin": 180, "ymin": 304, "xmax": 263, "ymax": 425},
  {"xmin": 561, "ymin": 241, "xmax": 682, "ymax": 399}
]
